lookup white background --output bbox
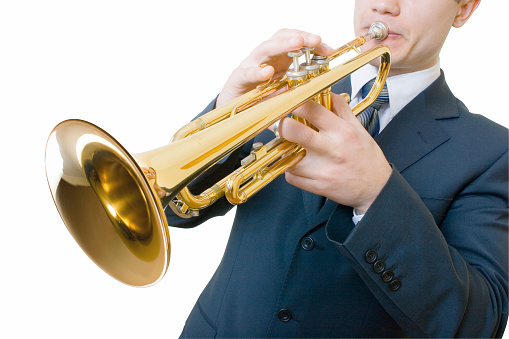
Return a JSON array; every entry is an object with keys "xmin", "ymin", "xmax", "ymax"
[{"xmin": 1, "ymin": 1, "xmax": 507, "ymax": 338}]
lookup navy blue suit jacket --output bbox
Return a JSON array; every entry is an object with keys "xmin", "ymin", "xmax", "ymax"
[{"xmin": 167, "ymin": 72, "xmax": 508, "ymax": 338}]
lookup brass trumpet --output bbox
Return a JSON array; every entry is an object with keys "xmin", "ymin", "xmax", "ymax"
[{"xmin": 45, "ymin": 22, "xmax": 390, "ymax": 286}]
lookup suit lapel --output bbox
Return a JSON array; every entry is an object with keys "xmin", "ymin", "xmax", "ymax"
[
  {"xmin": 301, "ymin": 192, "xmax": 340, "ymax": 228},
  {"xmin": 376, "ymin": 72, "xmax": 457, "ymax": 172}
]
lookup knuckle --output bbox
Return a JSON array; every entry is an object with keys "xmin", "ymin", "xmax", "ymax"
[
  {"xmin": 275, "ymin": 28, "xmax": 290, "ymax": 36},
  {"xmin": 310, "ymin": 102, "xmax": 325, "ymax": 120},
  {"xmin": 249, "ymin": 39, "xmax": 276, "ymax": 62},
  {"xmin": 341, "ymin": 127, "xmax": 356, "ymax": 141},
  {"xmin": 231, "ymin": 67, "xmax": 250, "ymax": 85},
  {"xmin": 305, "ymin": 32, "xmax": 322, "ymax": 45},
  {"xmin": 299, "ymin": 128, "xmax": 315, "ymax": 146},
  {"xmin": 330, "ymin": 150, "xmax": 345, "ymax": 164},
  {"xmin": 256, "ymin": 39, "xmax": 271, "ymax": 51}
]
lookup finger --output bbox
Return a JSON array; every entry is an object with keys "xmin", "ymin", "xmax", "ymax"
[
  {"xmin": 239, "ymin": 64, "xmax": 275, "ymax": 86},
  {"xmin": 217, "ymin": 65, "xmax": 275, "ymax": 106},
  {"xmin": 285, "ymin": 161, "xmax": 331, "ymax": 194},
  {"xmin": 269, "ymin": 28, "xmax": 323, "ymax": 50},
  {"xmin": 330, "ymin": 93, "xmax": 358, "ymax": 123},
  {"xmin": 291, "ymin": 100, "xmax": 340, "ymax": 132},
  {"xmin": 278, "ymin": 116, "xmax": 323, "ymax": 152},
  {"xmin": 267, "ymin": 29, "xmax": 333, "ymax": 56},
  {"xmin": 313, "ymin": 42, "xmax": 334, "ymax": 57},
  {"xmin": 246, "ymin": 30, "xmax": 324, "ymax": 65},
  {"xmin": 247, "ymin": 36, "xmax": 305, "ymax": 64},
  {"xmin": 225, "ymin": 64, "xmax": 275, "ymax": 91},
  {"xmin": 285, "ymin": 170, "xmax": 314, "ymax": 188}
]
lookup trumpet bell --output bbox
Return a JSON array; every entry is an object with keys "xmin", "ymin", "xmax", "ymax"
[
  {"xmin": 45, "ymin": 23, "xmax": 390, "ymax": 286},
  {"xmin": 45, "ymin": 119, "xmax": 170, "ymax": 287}
]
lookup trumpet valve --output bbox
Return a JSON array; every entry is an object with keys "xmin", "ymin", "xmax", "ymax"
[
  {"xmin": 312, "ymin": 54, "xmax": 330, "ymax": 74},
  {"xmin": 300, "ymin": 47, "xmax": 319, "ymax": 77},
  {"xmin": 286, "ymin": 50, "xmax": 307, "ymax": 81}
]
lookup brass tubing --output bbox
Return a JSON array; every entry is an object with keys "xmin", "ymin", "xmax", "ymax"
[
  {"xmin": 170, "ymin": 23, "xmax": 389, "ymax": 216},
  {"xmin": 227, "ymin": 144, "xmax": 306, "ymax": 204},
  {"xmin": 224, "ymin": 140, "xmax": 298, "ymax": 204},
  {"xmin": 328, "ymin": 36, "xmax": 367, "ymax": 61},
  {"xmin": 222, "ymin": 47, "xmax": 390, "ymax": 205},
  {"xmin": 45, "ymin": 24, "xmax": 390, "ymax": 286},
  {"xmin": 154, "ymin": 45, "xmax": 389, "ymax": 194},
  {"xmin": 171, "ymin": 78, "xmax": 288, "ymax": 142},
  {"xmin": 171, "ymin": 45, "xmax": 390, "ymax": 216}
]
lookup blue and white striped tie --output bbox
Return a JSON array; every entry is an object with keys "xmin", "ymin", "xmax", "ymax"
[{"xmin": 357, "ymin": 78, "xmax": 389, "ymax": 137}]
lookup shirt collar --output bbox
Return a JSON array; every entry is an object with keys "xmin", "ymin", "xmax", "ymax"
[{"xmin": 350, "ymin": 60, "xmax": 441, "ymax": 115}]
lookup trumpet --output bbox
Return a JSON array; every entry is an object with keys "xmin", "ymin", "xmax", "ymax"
[{"xmin": 45, "ymin": 22, "xmax": 390, "ymax": 286}]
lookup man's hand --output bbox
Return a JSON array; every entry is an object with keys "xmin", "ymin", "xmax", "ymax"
[
  {"xmin": 279, "ymin": 94, "xmax": 392, "ymax": 214},
  {"xmin": 216, "ymin": 29, "xmax": 334, "ymax": 107}
]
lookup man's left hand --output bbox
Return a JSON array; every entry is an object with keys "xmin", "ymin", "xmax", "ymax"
[{"xmin": 279, "ymin": 93, "xmax": 392, "ymax": 214}]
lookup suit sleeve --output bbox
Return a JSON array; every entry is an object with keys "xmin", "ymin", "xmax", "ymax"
[{"xmin": 327, "ymin": 151, "xmax": 509, "ymax": 337}]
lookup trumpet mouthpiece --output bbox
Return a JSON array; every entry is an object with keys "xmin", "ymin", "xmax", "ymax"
[{"xmin": 369, "ymin": 22, "xmax": 389, "ymax": 40}]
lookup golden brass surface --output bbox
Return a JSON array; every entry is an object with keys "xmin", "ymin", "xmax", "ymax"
[
  {"xmin": 46, "ymin": 120, "xmax": 169, "ymax": 286},
  {"xmin": 171, "ymin": 27, "xmax": 391, "ymax": 217},
  {"xmin": 46, "ymin": 23, "xmax": 390, "ymax": 286}
]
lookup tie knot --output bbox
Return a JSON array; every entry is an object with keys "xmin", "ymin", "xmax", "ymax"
[{"xmin": 362, "ymin": 78, "xmax": 389, "ymax": 111}]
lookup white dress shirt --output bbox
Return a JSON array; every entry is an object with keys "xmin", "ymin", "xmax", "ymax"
[
  {"xmin": 349, "ymin": 61, "xmax": 441, "ymax": 224},
  {"xmin": 350, "ymin": 61, "xmax": 441, "ymax": 132}
]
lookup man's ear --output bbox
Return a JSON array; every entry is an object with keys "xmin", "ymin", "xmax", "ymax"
[{"xmin": 453, "ymin": 0, "xmax": 481, "ymax": 28}]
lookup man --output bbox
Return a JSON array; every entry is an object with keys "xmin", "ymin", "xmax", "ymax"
[{"xmin": 166, "ymin": 0, "xmax": 508, "ymax": 337}]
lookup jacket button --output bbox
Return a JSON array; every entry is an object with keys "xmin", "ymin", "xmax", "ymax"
[
  {"xmin": 373, "ymin": 260, "xmax": 386, "ymax": 274},
  {"xmin": 381, "ymin": 270, "xmax": 394, "ymax": 283},
  {"xmin": 389, "ymin": 279, "xmax": 402, "ymax": 292},
  {"xmin": 301, "ymin": 237, "xmax": 315, "ymax": 251},
  {"xmin": 278, "ymin": 309, "xmax": 293, "ymax": 322},
  {"xmin": 365, "ymin": 250, "xmax": 378, "ymax": 263}
]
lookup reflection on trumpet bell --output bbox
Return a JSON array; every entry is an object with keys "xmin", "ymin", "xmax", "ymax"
[
  {"xmin": 46, "ymin": 121, "xmax": 170, "ymax": 287},
  {"xmin": 45, "ymin": 22, "xmax": 390, "ymax": 286}
]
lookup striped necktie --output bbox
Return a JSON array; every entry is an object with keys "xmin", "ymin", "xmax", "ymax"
[{"xmin": 357, "ymin": 78, "xmax": 389, "ymax": 137}]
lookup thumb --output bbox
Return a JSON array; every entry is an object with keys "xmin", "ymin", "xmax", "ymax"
[
  {"xmin": 217, "ymin": 65, "xmax": 275, "ymax": 106},
  {"xmin": 236, "ymin": 64, "xmax": 275, "ymax": 89}
]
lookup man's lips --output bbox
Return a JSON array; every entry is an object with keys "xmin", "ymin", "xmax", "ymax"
[
  {"xmin": 364, "ymin": 24, "xmax": 402, "ymax": 40},
  {"xmin": 385, "ymin": 32, "xmax": 402, "ymax": 40}
]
